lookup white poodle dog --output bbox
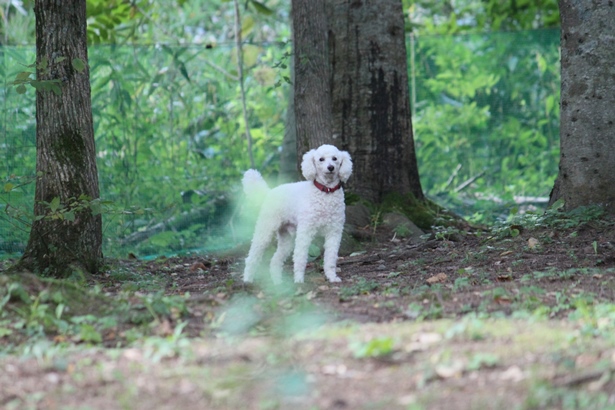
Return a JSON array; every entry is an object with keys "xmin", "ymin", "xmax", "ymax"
[{"xmin": 242, "ymin": 144, "xmax": 352, "ymax": 284}]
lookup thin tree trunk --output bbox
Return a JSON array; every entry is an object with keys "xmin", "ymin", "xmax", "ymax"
[
  {"xmin": 328, "ymin": 0, "xmax": 424, "ymax": 204},
  {"xmin": 278, "ymin": 51, "xmax": 299, "ymax": 183},
  {"xmin": 549, "ymin": 0, "xmax": 615, "ymax": 213},
  {"xmin": 18, "ymin": 0, "xmax": 102, "ymax": 276},
  {"xmin": 233, "ymin": 0, "xmax": 256, "ymax": 169},
  {"xmin": 279, "ymin": 16, "xmax": 299, "ymax": 183},
  {"xmin": 292, "ymin": 0, "xmax": 334, "ymax": 157}
]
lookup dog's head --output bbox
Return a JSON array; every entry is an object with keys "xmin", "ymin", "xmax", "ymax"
[{"xmin": 301, "ymin": 144, "xmax": 353, "ymax": 184}]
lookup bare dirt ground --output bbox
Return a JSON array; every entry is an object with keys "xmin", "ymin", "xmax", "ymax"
[{"xmin": 2, "ymin": 210, "xmax": 615, "ymax": 409}]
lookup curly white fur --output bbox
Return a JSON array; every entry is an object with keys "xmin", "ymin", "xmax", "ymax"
[{"xmin": 243, "ymin": 144, "xmax": 352, "ymax": 284}]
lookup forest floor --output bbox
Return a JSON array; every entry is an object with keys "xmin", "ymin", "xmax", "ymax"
[{"xmin": 2, "ymin": 206, "xmax": 615, "ymax": 409}]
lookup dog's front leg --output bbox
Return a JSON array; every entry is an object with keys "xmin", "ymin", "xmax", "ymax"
[
  {"xmin": 292, "ymin": 225, "xmax": 316, "ymax": 283},
  {"xmin": 323, "ymin": 228, "xmax": 343, "ymax": 282}
]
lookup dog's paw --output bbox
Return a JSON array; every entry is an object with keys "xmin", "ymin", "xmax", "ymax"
[{"xmin": 327, "ymin": 276, "xmax": 342, "ymax": 283}]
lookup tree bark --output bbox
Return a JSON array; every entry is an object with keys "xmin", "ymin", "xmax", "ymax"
[
  {"xmin": 291, "ymin": 0, "xmax": 335, "ymax": 156},
  {"xmin": 549, "ymin": 0, "xmax": 615, "ymax": 213},
  {"xmin": 278, "ymin": 39, "xmax": 299, "ymax": 183},
  {"xmin": 328, "ymin": 0, "xmax": 424, "ymax": 204},
  {"xmin": 18, "ymin": 0, "xmax": 102, "ymax": 276}
]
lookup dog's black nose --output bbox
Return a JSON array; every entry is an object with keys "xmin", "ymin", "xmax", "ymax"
[{"xmin": 327, "ymin": 165, "xmax": 335, "ymax": 172}]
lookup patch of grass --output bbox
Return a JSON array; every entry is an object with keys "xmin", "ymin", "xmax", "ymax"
[
  {"xmin": 445, "ymin": 315, "xmax": 489, "ymax": 341},
  {"xmin": 109, "ymin": 269, "xmax": 167, "ymax": 293},
  {"xmin": 515, "ymin": 285, "xmax": 547, "ymax": 311},
  {"xmin": 405, "ymin": 302, "xmax": 444, "ymax": 320},
  {"xmin": 350, "ymin": 336, "xmax": 395, "ymax": 358},
  {"xmin": 453, "ymin": 276, "xmax": 471, "ymax": 291},
  {"xmin": 494, "ymin": 204, "xmax": 608, "ymax": 236},
  {"xmin": 524, "ymin": 383, "xmax": 611, "ymax": 410},
  {"xmin": 339, "ymin": 278, "xmax": 379, "ymax": 300},
  {"xmin": 407, "ymin": 258, "xmax": 427, "ymax": 267},
  {"xmin": 466, "ymin": 352, "xmax": 499, "ymax": 370},
  {"xmin": 0, "ymin": 273, "xmax": 190, "ymax": 354}
]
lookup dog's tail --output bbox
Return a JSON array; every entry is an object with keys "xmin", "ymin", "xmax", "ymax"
[{"xmin": 242, "ymin": 169, "xmax": 270, "ymax": 203}]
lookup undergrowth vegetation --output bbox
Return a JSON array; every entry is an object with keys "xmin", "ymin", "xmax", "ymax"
[{"xmin": 0, "ymin": 26, "xmax": 560, "ymax": 259}]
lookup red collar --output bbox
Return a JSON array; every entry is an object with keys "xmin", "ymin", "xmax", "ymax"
[{"xmin": 313, "ymin": 180, "xmax": 343, "ymax": 193}]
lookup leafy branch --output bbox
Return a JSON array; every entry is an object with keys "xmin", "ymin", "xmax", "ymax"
[{"xmin": 9, "ymin": 56, "xmax": 87, "ymax": 95}]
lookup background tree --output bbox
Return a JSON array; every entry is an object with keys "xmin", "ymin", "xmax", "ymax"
[
  {"xmin": 327, "ymin": 0, "xmax": 424, "ymax": 208},
  {"xmin": 291, "ymin": 0, "xmax": 334, "ymax": 157},
  {"xmin": 548, "ymin": 0, "xmax": 615, "ymax": 213},
  {"xmin": 16, "ymin": 0, "xmax": 102, "ymax": 276}
]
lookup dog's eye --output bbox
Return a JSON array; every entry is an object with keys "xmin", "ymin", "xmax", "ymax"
[
  {"xmin": 319, "ymin": 157, "xmax": 325, "ymax": 162},
  {"xmin": 332, "ymin": 157, "xmax": 337, "ymax": 161}
]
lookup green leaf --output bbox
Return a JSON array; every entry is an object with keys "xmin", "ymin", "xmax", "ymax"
[
  {"xmin": 0, "ymin": 328, "xmax": 13, "ymax": 337},
  {"xmin": 550, "ymin": 198, "xmax": 565, "ymax": 210},
  {"xmin": 3, "ymin": 183, "xmax": 14, "ymax": 192},
  {"xmin": 351, "ymin": 337, "xmax": 395, "ymax": 358},
  {"xmin": 50, "ymin": 197, "xmax": 61, "ymax": 212},
  {"xmin": 55, "ymin": 303, "xmax": 65, "ymax": 320},
  {"xmin": 39, "ymin": 57, "xmax": 48, "ymax": 70},
  {"xmin": 8, "ymin": 283, "xmax": 31, "ymax": 304},
  {"xmin": 78, "ymin": 324, "xmax": 102, "ymax": 343},
  {"xmin": 242, "ymin": 44, "xmax": 261, "ymax": 68},
  {"xmin": 54, "ymin": 56, "xmax": 67, "ymax": 64},
  {"xmin": 178, "ymin": 61, "xmax": 191, "ymax": 83},
  {"xmin": 250, "ymin": 0, "xmax": 274, "ymax": 15},
  {"xmin": 50, "ymin": 83, "xmax": 62, "ymax": 95},
  {"xmin": 241, "ymin": 15, "xmax": 255, "ymax": 38},
  {"xmin": 16, "ymin": 84, "xmax": 27, "ymax": 94},
  {"xmin": 72, "ymin": 58, "xmax": 87, "ymax": 72},
  {"xmin": 90, "ymin": 200, "xmax": 102, "ymax": 216},
  {"xmin": 15, "ymin": 71, "xmax": 32, "ymax": 81}
]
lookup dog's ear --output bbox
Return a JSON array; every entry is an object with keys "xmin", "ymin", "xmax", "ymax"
[
  {"xmin": 339, "ymin": 150, "xmax": 353, "ymax": 183},
  {"xmin": 301, "ymin": 149, "xmax": 317, "ymax": 181}
]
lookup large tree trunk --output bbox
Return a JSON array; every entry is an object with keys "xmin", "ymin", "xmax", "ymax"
[
  {"xmin": 291, "ymin": 0, "xmax": 335, "ymax": 156},
  {"xmin": 18, "ymin": 0, "xmax": 102, "ymax": 276},
  {"xmin": 328, "ymin": 0, "xmax": 424, "ymax": 204},
  {"xmin": 549, "ymin": 0, "xmax": 615, "ymax": 213}
]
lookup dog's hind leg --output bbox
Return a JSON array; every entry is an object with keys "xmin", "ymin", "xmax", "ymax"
[
  {"xmin": 270, "ymin": 229, "xmax": 294, "ymax": 285},
  {"xmin": 244, "ymin": 222, "xmax": 275, "ymax": 283}
]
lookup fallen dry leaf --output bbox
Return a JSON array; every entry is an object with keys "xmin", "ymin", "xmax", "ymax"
[
  {"xmin": 426, "ymin": 273, "xmax": 447, "ymax": 285},
  {"xmin": 155, "ymin": 319, "xmax": 174, "ymax": 337},
  {"xmin": 321, "ymin": 364, "xmax": 347, "ymax": 376},
  {"xmin": 435, "ymin": 360, "xmax": 465, "ymax": 379},
  {"xmin": 528, "ymin": 237, "xmax": 539, "ymax": 249},
  {"xmin": 305, "ymin": 290, "xmax": 317, "ymax": 300},
  {"xmin": 494, "ymin": 295, "xmax": 512, "ymax": 305},
  {"xmin": 500, "ymin": 366, "xmax": 525, "ymax": 382},
  {"xmin": 53, "ymin": 335, "xmax": 68, "ymax": 343},
  {"xmin": 190, "ymin": 262, "xmax": 207, "ymax": 272},
  {"xmin": 496, "ymin": 274, "xmax": 512, "ymax": 282}
]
